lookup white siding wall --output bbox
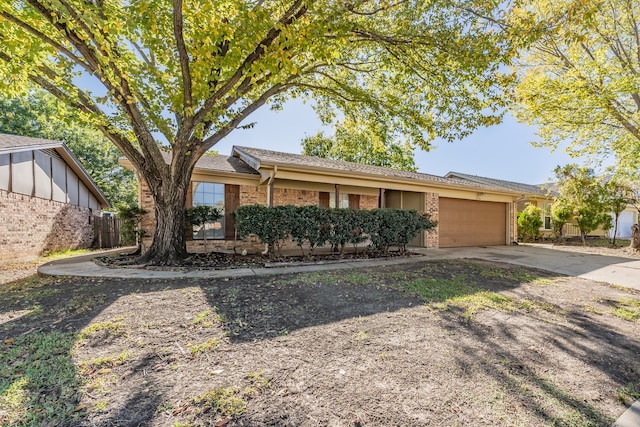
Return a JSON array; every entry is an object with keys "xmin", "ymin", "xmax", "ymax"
[
  {"xmin": 66, "ymin": 165, "xmax": 79, "ymax": 205},
  {"xmin": 34, "ymin": 151, "xmax": 52, "ymax": 200},
  {"xmin": 11, "ymin": 151, "xmax": 33, "ymax": 196},
  {"xmin": 52, "ymin": 157, "xmax": 67, "ymax": 203},
  {"xmin": 0, "ymin": 154, "xmax": 9, "ymax": 191},
  {"xmin": 78, "ymin": 181, "xmax": 89, "ymax": 208},
  {"xmin": 3, "ymin": 149, "xmax": 102, "ymax": 209}
]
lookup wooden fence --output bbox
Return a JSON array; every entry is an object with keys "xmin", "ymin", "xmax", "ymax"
[{"xmin": 93, "ymin": 215, "xmax": 121, "ymax": 249}]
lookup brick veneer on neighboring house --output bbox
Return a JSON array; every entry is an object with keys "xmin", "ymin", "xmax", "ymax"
[
  {"xmin": 0, "ymin": 189, "xmax": 93, "ymax": 259},
  {"xmin": 424, "ymin": 192, "xmax": 439, "ymax": 248}
]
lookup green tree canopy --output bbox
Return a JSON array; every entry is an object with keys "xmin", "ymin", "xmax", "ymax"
[
  {"xmin": 517, "ymin": 203, "xmax": 543, "ymax": 242},
  {"xmin": 553, "ymin": 164, "xmax": 611, "ymax": 245},
  {"xmin": 0, "ymin": 91, "xmax": 137, "ymax": 207},
  {"xmin": 301, "ymin": 116, "xmax": 417, "ymax": 171},
  {"xmin": 0, "ymin": 0, "xmax": 520, "ymax": 263},
  {"xmin": 511, "ymin": 0, "xmax": 640, "ymax": 174}
]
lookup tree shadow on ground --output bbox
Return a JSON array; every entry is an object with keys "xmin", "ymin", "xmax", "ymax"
[
  {"xmin": 444, "ymin": 302, "xmax": 640, "ymax": 426},
  {"xmin": 0, "ymin": 259, "xmax": 638, "ymax": 425}
]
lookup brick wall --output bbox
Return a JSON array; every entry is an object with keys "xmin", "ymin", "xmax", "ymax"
[
  {"xmin": 360, "ymin": 195, "xmax": 379, "ymax": 210},
  {"xmin": 273, "ymin": 188, "xmax": 319, "ymax": 206},
  {"xmin": 0, "ymin": 189, "xmax": 94, "ymax": 260},
  {"xmin": 425, "ymin": 192, "xmax": 439, "ymax": 248},
  {"xmin": 139, "ymin": 179, "xmax": 435, "ymax": 251},
  {"xmin": 240, "ymin": 185, "xmax": 267, "ymax": 206}
]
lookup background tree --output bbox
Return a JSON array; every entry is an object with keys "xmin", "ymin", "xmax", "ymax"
[
  {"xmin": 301, "ymin": 116, "xmax": 417, "ymax": 171},
  {"xmin": 185, "ymin": 205, "xmax": 222, "ymax": 253},
  {"xmin": 550, "ymin": 200, "xmax": 572, "ymax": 239},
  {"xmin": 602, "ymin": 176, "xmax": 636, "ymax": 246},
  {"xmin": 115, "ymin": 205, "xmax": 147, "ymax": 253},
  {"xmin": 511, "ymin": 0, "xmax": 640, "ymax": 174},
  {"xmin": 517, "ymin": 203, "xmax": 543, "ymax": 242},
  {"xmin": 0, "ymin": 0, "xmax": 519, "ymax": 263},
  {"xmin": 553, "ymin": 165, "xmax": 611, "ymax": 245},
  {"xmin": 0, "ymin": 91, "xmax": 137, "ymax": 207}
]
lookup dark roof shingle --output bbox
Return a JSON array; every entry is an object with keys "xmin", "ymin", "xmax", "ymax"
[
  {"xmin": 195, "ymin": 153, "xmax": 259, "ymax": 175},
  {"xmin": 445, "ymin": 171, "xmax": 552, "ymax": 196},
  {"xmin": 0, "ymin": 133, "xmax": 62, "ymax": 153},
  {"xmin": 232, "ymin": 146, "xmax": 520, "ymax": 193}
]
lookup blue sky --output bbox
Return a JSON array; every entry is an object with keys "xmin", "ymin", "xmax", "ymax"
[{"xmin": 214, "ymin": 99, "xmax": 582, "ymax": 185}]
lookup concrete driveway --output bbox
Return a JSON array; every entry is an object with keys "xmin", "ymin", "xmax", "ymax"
[{"xmin": 423, "ymin": 244, "xmax": 640, "ymax": 291}]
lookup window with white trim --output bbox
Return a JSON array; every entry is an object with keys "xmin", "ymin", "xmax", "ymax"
[{"xmin": 330, "ymin": 192, "xmax": 350, "ymax": 208}]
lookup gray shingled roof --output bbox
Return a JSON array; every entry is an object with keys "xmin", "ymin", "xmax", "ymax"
[
  {"xmin": 445, "ymin": 171, "xmax": 552, "ymax": 196},
  {"xmin": 195, "ymin": 153, "xmax": 259, "ymax": 175},
  {"xmin": 0, "ymin": 133, "xmax": 62, "ymax": 153},
  {"xmin": 155, "ymin": 151, "xmax": 259, "ymax": 176},
  {"xmin": 232, "ymin": 146, "xmax": 522, "ymax": 194}
]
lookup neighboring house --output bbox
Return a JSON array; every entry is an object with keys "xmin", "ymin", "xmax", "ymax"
[
  {"xmin": 0, "ymin": 133, "xmax": 110, "ymax": 260},
  {"xmin": 445, "ymin": 171, "xmax": 638, "ymax": 240},
  {"xmin": 122, "ymin": 146, "xmax": 530, "ymax": 252}
]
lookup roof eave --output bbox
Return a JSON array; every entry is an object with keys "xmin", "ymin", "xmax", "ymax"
[
  {"xmin": 0, "ymin": 141, "xmax": 62, "ymax": 155},
  {"xmin": 250, "ymin": 161, "xmax": 525, "ymax": 197}
]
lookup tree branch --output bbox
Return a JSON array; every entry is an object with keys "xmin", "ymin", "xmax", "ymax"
[
  {"xmin": 193, "ymin": 0, "xmax": 307, "ymax": 126},
  {"xmin": 198, "ymin": 83, "xmax": 291, "ymax": 154},
  {"xmin": 0, "ymin": 11, "xmax": 92, "ymax": 73},
  {"xmin": 173, "ymin": 0, "xmax": 193, "ymax": 121}
]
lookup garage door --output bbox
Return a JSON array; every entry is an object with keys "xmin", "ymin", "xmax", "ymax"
[{"xmin": 439, "ymin": 198, "xmax": 506, "ymax": 247}]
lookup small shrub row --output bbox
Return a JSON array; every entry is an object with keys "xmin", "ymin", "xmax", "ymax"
[{"xmin": 234, "ymin": 204, "xmax": 435, "ymax": 255}]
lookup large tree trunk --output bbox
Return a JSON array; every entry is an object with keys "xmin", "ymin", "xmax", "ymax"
[
  {"xmin": 631, "ymin": 224, "xmax": 640, "ymax": 252},
  {"xmin": 138, "ymin": 159, "xmax": 194, "ymax": 265}
]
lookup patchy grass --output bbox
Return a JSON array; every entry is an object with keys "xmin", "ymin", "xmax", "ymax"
[
  {"xmin": 190, "ymin": 338, "xmax": 220, "ymax": 356},
  {"xmin": 0, "ymin": 259, "xmax": 636, "ymax": 426},
  {"xmin": 79, "ymin": 350, "xmax": 131, "ymax": 373},
  {"xmin": 77, "ymin": 318, "xmax": 127, "ymax": 341},
  {"xmin": 192, "ymin": 387, "xmax": 247, "ymax": 419},
  {"xmin": 617, "ymin": 383, "xmax": 640, "ymax": 405},
  {"xmin": 0, "ymin": 332, "xmax": 82, "ymax": 426},
  {"xmin": 61, "ymin": 294, "xmax": 107, "ymax": 316},
  {"xmin": 192, "ymin": 309, "xmax": 217, "ymax": 328},
  {"xmin": 611, "ymin": 298, "xmax": 640, "ymax": 322},
  {"xmin": 42, "ymin": 248, "xmax": 93, "ymax": 258}
]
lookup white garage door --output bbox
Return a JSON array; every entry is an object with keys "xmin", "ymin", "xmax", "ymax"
[{"xmin": 610, "ymin": 211, "xmax": 636, "ymax": 239}]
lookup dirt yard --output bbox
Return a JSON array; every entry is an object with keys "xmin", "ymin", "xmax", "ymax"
[{"xmin": 1, "ymin": 259, "xmax": 639, "ymax": 426}]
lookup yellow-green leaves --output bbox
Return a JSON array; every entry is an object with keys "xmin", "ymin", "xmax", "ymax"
[
  {"xmin": 511, "ymin": 0, "xmax": 640, "ymax": 175},
  {"xmin": 0, "ymin": 0, "xmax": 521, "ymax": 262}
]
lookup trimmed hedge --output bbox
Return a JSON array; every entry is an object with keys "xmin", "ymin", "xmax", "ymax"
[{"xmin": 234, "ymin": 204, "xmax": 435, "ymax": 255}]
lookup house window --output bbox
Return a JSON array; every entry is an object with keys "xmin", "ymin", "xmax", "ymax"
[
  {"xmin": 330, "ymin": 192, "xmax": 350, "ymax": 208},
  {"xmin": 543, "ymin": 203, "xmax": 552, "ymax": 230},
  {"xmin": 192, "ymin": 182, "xmax": 225, "ymax": 239}
]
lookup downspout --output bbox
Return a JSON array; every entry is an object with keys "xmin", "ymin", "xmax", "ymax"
[{"xmin": 262, "ymin": 166, "xmax": 277, "ymax": 255}]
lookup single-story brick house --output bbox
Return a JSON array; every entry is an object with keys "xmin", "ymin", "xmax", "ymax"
[
  {"xmin": 123, "ymin": 146, "xmax": 538, "ymax": 251},
  {"xmin": 0, "ymin": 133, "xmax": 110, "ymax": 260},
  {"xmin": 445, "ymin": 171, "xmax": 639, "ymax": 239}
]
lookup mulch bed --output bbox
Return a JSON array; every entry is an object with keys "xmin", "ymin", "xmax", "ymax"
[{"xmin": 96, "ymin": 249, "xmax": 421, "ymax": 270}]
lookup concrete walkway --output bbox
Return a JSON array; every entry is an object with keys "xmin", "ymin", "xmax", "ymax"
[
  {"xmin": 38, "ymin": 250, "xmax": 446, "ymax": 280},
  {"xmin": 39, "ymin": 244, "xmax": 640, "ymax": 290}
]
